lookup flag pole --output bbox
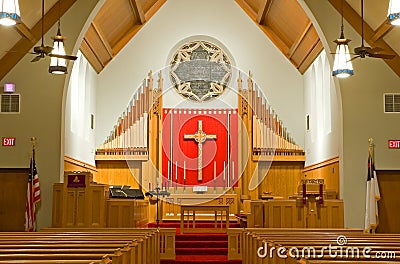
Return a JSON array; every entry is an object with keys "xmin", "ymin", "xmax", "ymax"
[
  {"xmin": 368, "ymin": 137, "xmax": 374, "ymax": 162},
  {"xmin": 369, "ymin": 138, "xmax": 376, "ymax": 234},
  {"xmin": 30, "ymin": 137, "xmax": 36, "ymax": 159},
  {"xmin": 365, "ymin": 137, "xmax": 380, "ymax": 234},
  {"xmin": 368, "ymin": 138, "xmax": 374, "ymax": 234},
  {"xmin": 30, "ymin": 137, "xmax": 36, "ymax": 232}
]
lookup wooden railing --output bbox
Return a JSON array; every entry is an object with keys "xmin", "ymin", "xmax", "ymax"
[
  {"xmin": 159, "ymin": 228, "xmax": 176, "ymax": 260},
  {"xmin": 227, "ymin": 228, "xmax": 243, "ymax": 260}
]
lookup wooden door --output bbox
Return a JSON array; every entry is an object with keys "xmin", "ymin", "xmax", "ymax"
[
  {"xmin": 376, "ymin": 170, "xmax": 400, "ymax": 233},
  {"xmin": 0, "ymin": 168, "xmax": 29, "ymax": 231}
]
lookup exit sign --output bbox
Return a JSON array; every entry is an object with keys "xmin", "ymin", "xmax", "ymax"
[
  {"xmin": 2, "ymin": 137, "xmax": 16, "ymax": 146},
  {"xmin": 388, "ymin": 140, "xmax": 400, "ymax": 149}
]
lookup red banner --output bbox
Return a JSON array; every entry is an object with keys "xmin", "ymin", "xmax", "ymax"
[{"xmin": 162, "ymin": 109, "xmax": 238, "ymax": 187}]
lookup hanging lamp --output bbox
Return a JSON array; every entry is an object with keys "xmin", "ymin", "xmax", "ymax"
[
  {"xmin": 0, "ymin": 0, "xmax": 21, "ymax": 26},
  {"xmin": 388, "ymin": 0, "xmax": 400, "ymax": 25},
  {"xmin": 332, "ymin": 0, "xmax": 354, "ymax": 78},
  {"xmin": 49, "ymin": 0, "xmax": 68, "ymax": 74}
]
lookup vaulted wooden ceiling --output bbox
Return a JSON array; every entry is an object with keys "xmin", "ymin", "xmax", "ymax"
[
  {"xmin": 0, "ymin": 0, "xmax": 399, "ymax": 80},
  {"xmin": 80, "ymin": 0, "xmax": 166, "ymax": 73},
  {"xmin": 235, "ymin": 0, "xmax": 323, "ymax": 74}
]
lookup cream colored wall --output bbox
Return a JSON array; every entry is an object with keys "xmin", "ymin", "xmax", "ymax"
[
  {"xmin": 304, "ymin": 51, "xmax": 340, "ymax": 166},
  {"xmin": 96, "ymin": 0, "xmax": 305, "ymax": 149},
  {"xmin": 0, "ymin": 0, "xmax": 99, "ymax": 230},
  {"xmin": 65, "ymin": 52, "xmax": 97, "ymax": 166},
  {"xmin": 304, "ymin": 0, "xmax": 400, "ymax": 228}
]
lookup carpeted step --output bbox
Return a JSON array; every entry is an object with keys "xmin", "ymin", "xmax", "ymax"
[
  {"xmin": 176, "ymin": 247, "xmax": 228, "ymax": 255},
  {"xmin": 176, "ymin": 240, "xmax": 228, "ymax": 248},
  {"xmin": 176, "ymin": 233, "xmax": 228, "ymax": 241},
  {"xmin": 161, "ymin": 255, "xmax": 242, "ymax": 264}
]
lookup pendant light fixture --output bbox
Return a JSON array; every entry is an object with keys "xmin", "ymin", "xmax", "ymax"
[
  {"xmin": 49, "ymin": 27, "xmax": 68, "ymax": 74},
  {"xmin": 49, "ymin": 0, "xmax": 68, "ymax": 74},
  {"xmin": 0, "ymin": 0, "xmax": 21, "ymax": 26},
  {"xmin": 332, "ymin": 0, "xmax": 354, "ymax": 78},
  {"xmin": 387, "ymin": 0, "xmax": 400, "ymax": 25}
]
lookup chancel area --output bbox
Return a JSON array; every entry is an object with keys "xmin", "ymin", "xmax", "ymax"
[{"xmin": 1, "ymin": 0, "xmax": 400, "ymax": 263}]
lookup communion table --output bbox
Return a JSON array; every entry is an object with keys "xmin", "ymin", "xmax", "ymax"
[
  {"xmin": 161, "ymin": 193, "xmax": 238, "ymax": 221},
  {"xmin": 180, "ymin": 205, "xmax": 229, "ymax": 234}
]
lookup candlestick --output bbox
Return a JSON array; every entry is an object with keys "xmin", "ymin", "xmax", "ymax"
[
  {"xmin": 167, "ymin": 161, "xmax": 170, "ymax": 181},
  {"xmin": 232, "ymin": 161, "xmax": 235, "ymax": 183},
  {"xmin": 184, "ymin": 161, "xmax": 186, "ymax": 180},
  {"xmin": 175, "ymin": 161, "xmax": 178, "ymax": 181},
  {"xmin": 227, "ymin": 162, "xmax": 230, "ymax": 188},
  {"xmin": 223, "ymin": 161, "xmax": 226, "ymax": 190},
  {"xmin": 232, "ymin": 161, "xmax": 235, "ymax": 194},
  {"xmin": 214, "ymin": 161, "xmax": 216, "ymax": 180}
]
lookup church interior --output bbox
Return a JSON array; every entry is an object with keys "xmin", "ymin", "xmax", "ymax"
[{"xmin": 1, "ymin": 0, "xmax": 400, "ymax": 263}]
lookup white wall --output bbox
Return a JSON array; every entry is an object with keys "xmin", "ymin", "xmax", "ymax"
[
  {"xmin": 0, "ymin": 0, "xmax": 99, "ymax": 230},
  {"xmin": 304, "ymin": 51, "xmax": 340, "ymax": 166},
  {"xmin": 304, "ymin": 0, "xmax": 400, "ymax": 228},
  {"xmin": 96, "ymin": 0, "xmax": 304, "ymax": 148},
  {"xmin": 64, "ymin": 51, "xmax": 97, "ymax": 166}
]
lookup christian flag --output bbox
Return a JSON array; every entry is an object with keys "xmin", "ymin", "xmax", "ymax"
[
  {"xmin": 364, "ymin": 151, "xmax": 381, "ymax": 232},
  {"xmin": 25, "ymin": 152, "xmax": 41, "ymax": 231}
]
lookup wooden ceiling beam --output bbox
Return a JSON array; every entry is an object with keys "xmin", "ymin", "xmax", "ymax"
[
  {"xmin": 144, "ymin": 0, "xmax": 167, "ymax": 22},
  {"xmin": 0, "ymin": 0, "xmax": 78, "ymax": 81},
  {"xmin": 80, "ymin": 38, "xmax": 104, "ymax": 73},
  {"xmin": 235, "ymin": 0, "xmax": 257, "ymax": 21},
  {"xmin": 91, "ymin": 22, "xmax": 114, "ymax": 58},
  {"xmin": 288, "ymin": 21, "xmax": 312, "ymax": 58},
  {"xmin": 298, "ymin": 40, "xmax": 323, "ymax": 73},
  {"xmin": 256, "ymin": 0, "xmax": 273, "ymax": 24},
  {"xmin": 129, "ymin": 0, "xmax": 146, "ymax": 24},
  {"xmin": 14, "ymin": 22, "xmax": 36, "ymax": 43},
  {"xmin": 328, "ymin": 0, "xmax": 400, "ymax": 77},
  {"xmin": 370, "ymin": 21, "xmax": 393, "ymax": 43},
  {"xmin": 112, "ymin": 25, "xmax": 142, "ymax": 55},
  {"xmin": 259, "ymin": 24, "xmax": 290, "ymax": 54}
]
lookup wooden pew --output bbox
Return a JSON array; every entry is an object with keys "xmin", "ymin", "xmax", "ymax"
[
  {"xmin": 238, "ymin": 229, "xmax": 400, "ymax": 264},
  {"xmin": 0, "ymin": 230, "xmax": 157, "ymax": 264},
  {"xmin": 40, "ymin": 228, "xmax": 161, "ymax": 263}
]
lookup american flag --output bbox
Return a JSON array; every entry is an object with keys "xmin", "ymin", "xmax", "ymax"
[{"xmin": 25, "ymin": 152, "xmax": 41, "ymax": 231}]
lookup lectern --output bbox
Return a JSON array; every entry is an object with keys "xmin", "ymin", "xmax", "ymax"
[{"xmin": 52, "ymin": 172, "xmax": 108, "ymax": 228}]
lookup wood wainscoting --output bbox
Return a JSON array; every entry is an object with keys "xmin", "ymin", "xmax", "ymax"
[
  {"xmin": 258, "ymin": 160, "xmax": 304, "ymax": 199},
  {"xmin": 64, "ymin": 156, "xmax": 97, "ymax": 175},
  {"xmin": 64, "ymin": 156, "xmax": 142, "ymax": 189},
  {"xmin": 302, "ymin": 157, "xmax": 339, "ymax": 198},
  {"xmin": 95, "ymin": 160, "xmax": 141, "ymax": 189}
]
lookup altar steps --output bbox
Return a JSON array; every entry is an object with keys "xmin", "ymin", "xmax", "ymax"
[{"xmin": 161, "ymin": 232, "xmax": 241, "ymax": 264}]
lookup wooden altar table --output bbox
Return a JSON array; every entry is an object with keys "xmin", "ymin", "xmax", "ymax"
[{"xmin": 180, "ymin": 205, "xmax": 229, "ymax": 234}]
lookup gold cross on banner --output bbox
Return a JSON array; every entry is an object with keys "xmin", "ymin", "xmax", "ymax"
[{"xmin": 184, "ymin": 120, "xmax": 217, "ymax": 181}]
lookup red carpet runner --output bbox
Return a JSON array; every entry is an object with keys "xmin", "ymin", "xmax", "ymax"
[{"xmin": 150, "ymin": 221, "xmax": 242, "ymax": 264}]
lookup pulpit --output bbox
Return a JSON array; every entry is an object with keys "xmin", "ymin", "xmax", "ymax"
[
  {"xmin": 247, "ymin": 179, "xmax": 343, "ymax": 228},
  {"xmin": 52, "ymin": 171, "xmax": 149, "ymax": 228},
  {"xmin": 52, "ymin": 172, "xmax": 109, "ymax": 228}
]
